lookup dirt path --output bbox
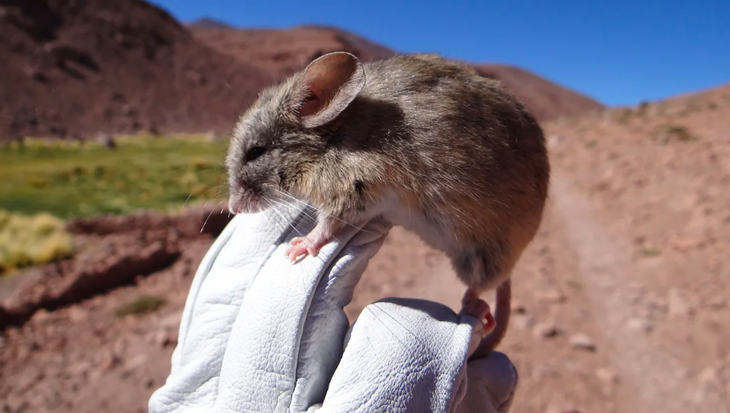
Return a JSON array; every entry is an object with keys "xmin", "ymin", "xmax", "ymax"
[
  {"xmin": 350, "ymin": 159, "xmax": 728, "ymax": 413},
  {"xmin": 550, "ymin": 168, "xmax": 726, "ymax": 412}
]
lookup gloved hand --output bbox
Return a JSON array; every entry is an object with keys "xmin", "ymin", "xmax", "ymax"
[{"xmin": 148, "ymin": 204, "xmax": 518, "ymax": 413}]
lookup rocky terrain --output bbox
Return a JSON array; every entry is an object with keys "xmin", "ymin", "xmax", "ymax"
[
  {"xmin": 0, "ymin": 0, "xmax": 273, "ymax": 140},
  {"xmin": 2, "ymin": 82, "xmax": 729, "ymax": 412},
  {"xmin": 0, "ymin": 0, "xmax": 602, "ymax": 141},
  {"xmin": 1, "ymin": 1, "xmax": 729, "ymax": 412}
]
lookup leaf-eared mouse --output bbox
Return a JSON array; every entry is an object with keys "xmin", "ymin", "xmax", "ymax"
[{"xmin": 226, "ymin": 51, "xmax": 550, "ymax": 359}]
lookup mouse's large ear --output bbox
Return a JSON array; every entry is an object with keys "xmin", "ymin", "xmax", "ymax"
[{"xmin": 293, "ymin": 52, "xmax": 366, "ymax": 128}]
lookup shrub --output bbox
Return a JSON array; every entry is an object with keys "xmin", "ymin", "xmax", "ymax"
[
  {"xmin": 0, "ymin": 210, "xmax": 73, "ymax": 275},
  {"xmin": 116, "ymin": 295, "xmax": 166, "ymax": 317},
  {"xmin": 656, "ymin": 124, "xmax": 696, "ymax": 143}
]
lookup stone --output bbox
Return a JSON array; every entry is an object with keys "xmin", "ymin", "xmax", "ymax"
[
  {"xmin": 569, "ymin": 333, "xmax": 596, "ymax": 351},
  {"xmin": 537, "ymin": 290, "xmax": 567, "ymax": 304},
  {"xmin": 67, "ymin": 306, "xmax": 89, "ymax": 323},
  {"xmin": 68, "ymin": 361, "xmax": 93, "ymax": 376},
  {"xmin": 31, "ymin": 309, "xmax": 53, "ymax": 323},
  {"xmin": 627, "ymin": 317, "xmax": 653, "ymax": 332},
  {"xmin": 667, "ymin": 288, "xmax": 693, "ymax": 316},
  {"xmin": 511, "ymin": 314, "xmax": 532, "ymax": 331},
  {"xmin": 532, "ymin": 321, "xmax": 560, "ymax": 338},
  {"xmin": 123, "ymin": 354, "xmax": 149, "ymax": 372},
  {"xmin": 154, "ymin": 330, "xmax": 176, "ymax": 347},
  {"xmin": 707, "ymin": 296, "xmax": 726, "ymax": 310},
  {"xmin": 697, "ymin": 367, "xmax": 717, "ymax": 383},
  {"xmin": 511, "ymin": 300, "xmax": 527, "ymax": 314},
  {"xmin": 595, "ymin": 367, "xmax": 619, "ymax": 384},
  {"xmin": 99, "ymin": 351, "xmax": 121, "ymax": 371}
]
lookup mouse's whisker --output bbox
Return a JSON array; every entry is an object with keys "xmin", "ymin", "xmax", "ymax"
[
  {"xmin": 267, "ymin": 197, "xmax": 318, "ymax": 224},
  {"xmin": 271, "ymin": 188, "xmax": 319, "ymax": 211},
  {"xmin": 259, "ymin": 200, "xmax": 278, "ymax": 228},
  {"xmin": 272, "ymin": 188, "xmax": 372, "ymax": 233},
  {"xmin": 200, "ymin": 208, "xmax": 217, "ymax": 233},
  {"xmin": 266, "ymin": 194, "xmax": 316, "ymax": 227},
  {"xmin": 182, "ymin": 193, "xmax": 193, "ymax": 210},
  {"xmin": 264, "ymin": 198, "xmax": 306, "ymax": 239},
  {"xmin": 271, "ymin": 190, "xmax": 330, "ymax": 223}
]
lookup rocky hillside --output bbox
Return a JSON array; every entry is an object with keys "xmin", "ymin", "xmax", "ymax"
[
  {"xmin": 191, "ymin": 25, "xmax": 396, "ymax": 80},
  {"xmin": 0, "ymin": 0, "xmax": 604, "ymax": 141},
  {"xmin": 186, "ymin": 17, "xmax": 233, "ymax": 31},
  {"xmin": 193, "ymin": 25, "xmax": 605, "ymax": 122},
  {"xmin": 0, "ymin": 0, "xmax": 273, "ymax": 140},
  {"xmin": 474, "ymin": 64, "xmax": 604, "ymax": 122}
]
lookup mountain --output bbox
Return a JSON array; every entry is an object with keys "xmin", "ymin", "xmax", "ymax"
[
  {"xmin": 193, "ymin": 25, "xmax": 605, "ymax": 121},
  {"xmin": 186, "ymin": 17, "xmax": 234, "ymax": 31},
  {"xmin": 0, "ymin": 0, "xmax": 273, "ymax": 140},
  {"xmin": 0, "ymin": 0, "xmax": 604, "ymax": 141},
  {"xmin": 473, "ymin": 64, "xmax": 604, "ymax": 121}
]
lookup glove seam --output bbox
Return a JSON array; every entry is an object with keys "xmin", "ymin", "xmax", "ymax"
[
  {"xmin": 177, "ymin": 219, "xmax": 238, "ymax": 356},
  {"xmin": 444, "ymin": 316, "xmax": 476, "ymax": 413},
  {"xmin": 289, "ymin": 209, "xmax": 363, "ymax": 412}
]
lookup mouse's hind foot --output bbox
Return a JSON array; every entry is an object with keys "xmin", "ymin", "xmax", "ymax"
[{"xmin": 460, "ymin": 289, "xmax": 496, "ymax": 335}]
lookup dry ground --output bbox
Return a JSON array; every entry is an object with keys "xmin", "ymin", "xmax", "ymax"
[{"xmin": 1, "ymin": 84, "xmax": 729, "ymax": 412}]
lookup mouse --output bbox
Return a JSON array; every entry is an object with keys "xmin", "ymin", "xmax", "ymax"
[{"xmin": 226, "ymin": 51, "xmax": 550, "ymax": 359}]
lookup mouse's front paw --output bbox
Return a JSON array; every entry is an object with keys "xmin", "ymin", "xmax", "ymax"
[{"xmin": 286, "ymin": 236, "xmax": 322, "ymax": 263}]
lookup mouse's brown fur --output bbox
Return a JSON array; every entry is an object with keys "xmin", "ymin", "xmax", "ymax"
[{"xmin": 227, "ymin": 52, "xmax": 550, "ymax": 358}]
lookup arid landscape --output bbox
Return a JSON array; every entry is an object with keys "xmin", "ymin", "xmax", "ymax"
[{"xmin": 1, "ymin": 1, "xmax": 729, "ymax": 413}]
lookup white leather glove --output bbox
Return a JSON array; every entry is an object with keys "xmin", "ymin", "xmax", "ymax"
[{"xmin": 148, "ymin": 204, "xmax": 518, "ymax": 413}]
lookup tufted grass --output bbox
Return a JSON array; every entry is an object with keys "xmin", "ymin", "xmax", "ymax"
[
  {"xmin": 0, "ymin": 210, "xmax": 73, "ymax": 275},
  {"xmin": 115, "ymin": 295, "xmax": 167, "ymax": 318}
]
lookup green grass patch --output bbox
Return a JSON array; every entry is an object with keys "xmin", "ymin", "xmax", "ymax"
[
  {"xmin": 0, "ymin": 135, "xmax": 229, "ymax": 219},
  {"xmin": 0, "ymin": 210, "xmax": 73, "ymax": 275},
  {"xmin": 115, "ymin": 295, "xmax": 166, "ymax": 317}
]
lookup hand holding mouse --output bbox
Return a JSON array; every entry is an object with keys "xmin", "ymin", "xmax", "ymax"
[{"xmin": 148, "ymin": 204, "xmax": 518, "ymax": 413}]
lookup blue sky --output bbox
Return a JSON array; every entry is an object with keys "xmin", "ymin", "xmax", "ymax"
[{"xmin": 150, "ymin": 0, "xmax": 730, "ymax": 106}]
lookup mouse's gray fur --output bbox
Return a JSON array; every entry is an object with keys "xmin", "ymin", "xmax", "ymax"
[{"xmin": 227, "ymin": 52, "xmax": 550, "ymax": 358}]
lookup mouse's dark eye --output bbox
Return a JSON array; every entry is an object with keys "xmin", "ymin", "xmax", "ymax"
[{"xmin": 246, "ymin": 146, "xmax": 266, "ymax": 162}]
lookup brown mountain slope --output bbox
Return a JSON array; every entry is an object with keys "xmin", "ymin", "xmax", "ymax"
[
  {"xmin": 186, "ymin": 17, "xmax": 233, "ymax": 31},
  {"xmin": 0, "ymin": 0, "xmax": 274, "ymax": 141},
  {"xmin": 474, "ymin": 64, "xmax": 604, "ymax": 122},
  {"xmin": 191, "ymin": 25, "xmax": 396, "ymax": 80},
  {"xmin": 0, "ymin": 0, "xmax": 603, "ymax": 140},
  {"xmin": 192, "ymin": 25, "xmax": 604, "ymax": 121}
]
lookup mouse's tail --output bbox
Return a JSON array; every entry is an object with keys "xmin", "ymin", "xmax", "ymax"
[{"xmin": 468, "ymin": 279, "xmax": 511, "ymax": 360}]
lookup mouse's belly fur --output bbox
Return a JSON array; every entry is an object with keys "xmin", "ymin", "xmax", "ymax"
[
  {"xmin": 349, "ymin": 190, "xmax": 523, "ymax": 293},
  {"xmin": 388, "ymin": 210, "xmax": 514, "ymax": 292}
]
